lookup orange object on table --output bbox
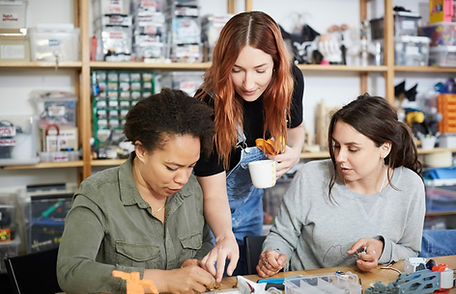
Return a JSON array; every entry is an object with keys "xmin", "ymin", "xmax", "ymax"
[{"xmin": 112, "ymin": 270, "xmax": 158, "ymax": 294}]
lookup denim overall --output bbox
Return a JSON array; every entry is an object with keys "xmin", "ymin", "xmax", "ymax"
[{"xmin": 227, "ymin": 127, "xmax": 267, "ymax": 275}]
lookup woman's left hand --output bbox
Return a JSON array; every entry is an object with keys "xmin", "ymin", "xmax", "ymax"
[
  {"xmin": 347, "ymin": 238, "xmax": 384, "ymax": 272},
  {"xmin": 268, "ymin": 144, "xmax": 302, "ymax": 178}
]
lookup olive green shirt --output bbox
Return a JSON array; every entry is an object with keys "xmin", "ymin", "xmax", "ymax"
[{"xmin": 57, "ymin": 155, "xmax": 213, "ymax": 294}]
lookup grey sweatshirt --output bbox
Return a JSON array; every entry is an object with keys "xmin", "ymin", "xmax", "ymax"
[{"xmin": 263, "ymin": 159, "xmax": 425, "ymax": 270}]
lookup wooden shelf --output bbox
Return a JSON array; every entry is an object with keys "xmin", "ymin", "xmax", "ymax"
[
  {"xmin": 426, "ymin": 210, "xmax": 456, "ymax": 217},
  {"xmin": 300, "ymin": 148, "xmax": 456, "ymax": 159},
  {"xmin": 297, "ymin": 64, "xmax": 387, "ymax": 72},
  {"xmin": 394, "ymin": 66, "xmax": 456, "ymax": 73},
  {"xmin": 418, "ymin": 148, "xmax": 456, "ymax": 155},
  {"xmin": 0, "ymin": 61, "xmax": 82, "ymax": 69},
  {"xmin": 1, "ymin": 160, "xmax": 84, "ymax": 170},
  {"xmin": 90, "ymin": 61, "xmax": 211, "ymax": 70},
  {"xmin": 91, "ymin": 159, "xmax": 126, "ymax": 166}
]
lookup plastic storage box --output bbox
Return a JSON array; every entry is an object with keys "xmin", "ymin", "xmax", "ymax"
[
  {"xmin": 429, "ymin": 46, "xmax": 456, "ymax": 67},
  {"xmin": 0, "ymin": 115, "xmax": 39, "ymax": 166},
  {"xmin": 0, "ymin": 1, "xmax": 27, "ymax": 29},
  {"xmin": 419, "ymin": 22, "xmax": 456, "ymax": 47},
  {"xmin": 438, "ymin": 94, "xmax": 456, "ymax": 133},
  {"xmin": 425, "ymin": 178, "xmax": 456, "ymax": 213},
  {"xmin": 29, "ymin": 24, "xmax": 80, "ymax": 62},
  {"xmin": 0, "ymin": 236, "xmax": 20, "ymax": 273},
  {"xmin": 370, "ymin": 12, "xmax": 421, "ymax": 40},
  {"xmin": 26, "ymin": 193, "xmax": 73, "ymax": 253},
  {"xmin": 284, "ymin": 273, "xmax": 362, "ymax": 294},
  {"xmin": 0, "ymin": 33, "xmax": 30, "ymax": 62},
  {"xmin": 394, "ymin": 36, "xmax": 430, "ymax": 66}
]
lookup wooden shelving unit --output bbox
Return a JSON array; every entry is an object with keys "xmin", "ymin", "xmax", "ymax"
[{"xmin": 2, "ymin": 0, "xmax": 456, "ymax": 182}]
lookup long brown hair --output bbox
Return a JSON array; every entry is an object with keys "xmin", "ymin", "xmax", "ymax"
[
  {"xmin": 327, "ymin": 94, "xmax": 423, "ymax": 197},
  {"xmin": 197, "ymin": 11, "xmax": 293, "ymax": 169}
]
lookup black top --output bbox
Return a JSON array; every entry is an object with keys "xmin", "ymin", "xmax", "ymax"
[{"xmin": 194, "ymin": 64, "xmax": 304, "ymax": 177}]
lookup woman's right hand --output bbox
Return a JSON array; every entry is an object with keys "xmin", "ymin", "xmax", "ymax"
[
  {"xmin": 201, "ymin": 233, "xmax": 239, "ymax": 282},
  {"xmin": 256, "ymin": 249, "xmax": 287, "ymax": 277},
  {"xmin": 145, "ymin": 265, "xmax": 215, "ymax": 294}
]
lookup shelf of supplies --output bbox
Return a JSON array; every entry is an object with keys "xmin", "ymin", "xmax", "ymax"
[
  {"xmin": 297, "ymin": 64, "xmax": 387, "ymax": 72},
  {"xmin": 91, "ymin": 159, "xmax": 126, "ymax": 166},
  {"xmin": 300, "ymin": 148, "xmax": 456, "ymax": 159},
  {"xmin": 394, "ymin": 66, "xmax": 456, "ymax": 73},
  {"xmin": 90, "ymin": 61, "xmax": 212, "ymax": 70},
  {"xmin": 1, "ymin": 160, "xmax": 84, "ymax": 170},
  {"xmin": 426, "ymin": 210, "xmax": 456, "ymax": 217},
  {"xmin": 0, "ymin": 61, "xmax": 82, "ymax": 69}
]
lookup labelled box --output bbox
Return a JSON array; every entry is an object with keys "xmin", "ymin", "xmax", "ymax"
[
  {"xmin": 0, "ymin": 115, "xmax": 39, "ymax": 166},
  {"xmin": 0, "ymin": 1, "xmax": 26, "ymax": 29}
]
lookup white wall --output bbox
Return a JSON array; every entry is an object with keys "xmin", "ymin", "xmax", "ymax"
[{"xmin": 0, "ymin": 0, "xmax": 445, "ymax": 191}]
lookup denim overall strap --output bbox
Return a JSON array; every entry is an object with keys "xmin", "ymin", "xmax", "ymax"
[{"xmin": 227, "ymin": 146, "xmax": 266, "ymax": 242}]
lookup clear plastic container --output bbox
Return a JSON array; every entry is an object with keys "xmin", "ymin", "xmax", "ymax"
[
  {"xmin": 29, "ymin": 24, "xmax": 80, "ymax": 62},
  {"xmin": 394, "ymin": 36, "xmax": 430, "ymax": 66},
  {"xmin": 0, "ymin": 115, "xmax": 39, "ymax": 166},
  {"xmin": 429, "ymin": 46, "xmax": 456, "ymax": 67},
  {"xmin": 284, "ymin": 273, "xmax": 362, "ymax": 294}
]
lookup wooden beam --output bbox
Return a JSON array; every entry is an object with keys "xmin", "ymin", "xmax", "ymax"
[
  {"xmin": 80, "ymin": 0, "xmax": 92, "ymax": 179},
  {"xmin": 384, "ymin": 0, "xmax": 395, "ymax": 105}
]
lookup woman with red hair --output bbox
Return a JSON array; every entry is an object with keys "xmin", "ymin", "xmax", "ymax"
[{"xmin": 195, "ymin": 11, "xmax": 305, "ymax": 279}]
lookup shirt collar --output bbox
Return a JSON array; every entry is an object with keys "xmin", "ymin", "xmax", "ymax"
[{"xmin": 118, "ymin": 153, "xmax": 146, "ymax": 207}]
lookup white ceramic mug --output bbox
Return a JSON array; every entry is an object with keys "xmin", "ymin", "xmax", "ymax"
[{"xmin": 248, "ymin": 160, "xmax": 276, "ymax": 188}]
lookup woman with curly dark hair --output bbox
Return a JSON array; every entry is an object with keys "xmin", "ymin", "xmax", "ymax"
[{"xmin": 57, "ymin": 89, "xmax": 216, "ymax": 293}]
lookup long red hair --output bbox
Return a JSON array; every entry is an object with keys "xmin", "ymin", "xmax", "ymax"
[{"xmin": 197, "ymin": 11, "xmax": 293, "ymax": 169}]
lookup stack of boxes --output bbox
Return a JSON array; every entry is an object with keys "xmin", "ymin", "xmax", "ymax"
[
  {"xmin": 419, "ymin": 0, "xmax": 456, "ymax": 67},
  {"xmin": 167, "ymin": 0, "xmax": 201, "ymax": 62},
  {"xmin": 132, "ymin": 0, "xmax": 167, "ymax": 62},
  {"xmin": 371, "ymin": 9, "xmax": 430, "ymax": 66},
  {"xmin": 93, "ymin": 0, "xmax": 133, "ymax": 61}
]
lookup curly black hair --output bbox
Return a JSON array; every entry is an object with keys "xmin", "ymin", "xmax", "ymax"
[{"xmin": 124, "ymin": 88, "xmax": 215, "ymax": 156}]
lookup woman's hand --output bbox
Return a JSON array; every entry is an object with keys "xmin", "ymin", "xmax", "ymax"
[
  {"xmin": 268, "ymin": 125, "xmax": 305, "ymax": 178},
  {"xmin": 200, "ymin": 233, "xmax": 239, "ymax": 283},
  {"xmin": 256, "ymin": 249, "xmax": 287, "ymax": 277},
  {"xmin": 268, "ymin": 144, "xmax": 301, "ymax": 178},
  {"xmin": 146, "ymin": 264, "xmax": 216, "ymax": 294},
  {"xmin": 347, "ymin": 238, "xmax": 384, "ymax": 271}
]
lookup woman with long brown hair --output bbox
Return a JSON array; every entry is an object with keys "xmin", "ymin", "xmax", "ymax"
[
  {"xmin": 195, "ymin": 11, "xmax": 305, "ymax": 278},
  {"xmin": 257, "ymin": 94, "xmax": 425, "ymax": 276}
]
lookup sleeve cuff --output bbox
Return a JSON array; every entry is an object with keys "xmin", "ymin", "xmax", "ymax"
[{"xmin": 376, "ymin": 235, "xmax": 392, "ymax": 264}]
